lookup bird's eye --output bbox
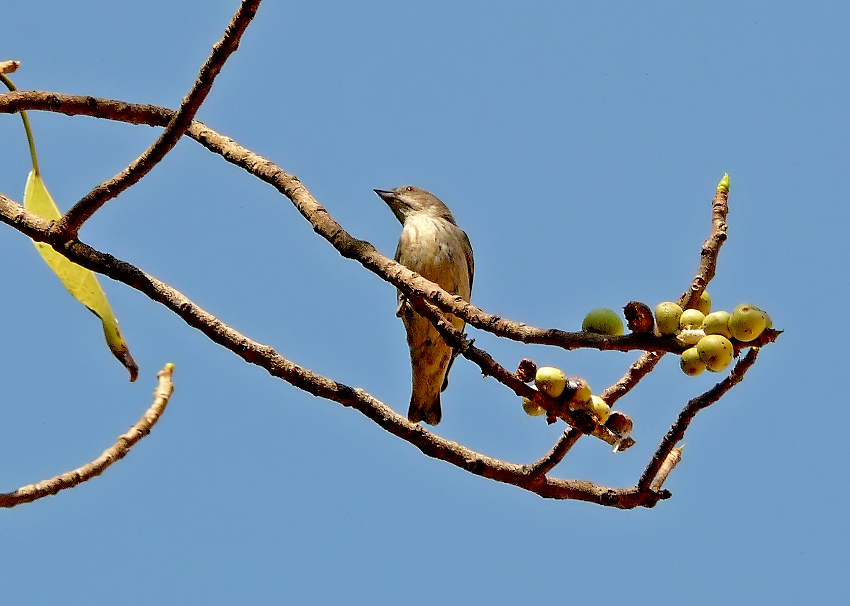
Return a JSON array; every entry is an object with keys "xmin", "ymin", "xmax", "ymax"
[{"xmin": 405, "ymin": 186, "xmax": 415, "ymax": 192}]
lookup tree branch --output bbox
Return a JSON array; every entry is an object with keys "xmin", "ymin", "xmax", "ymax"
[
  {"xmin": 0, "ymin": 363, "xmax": 175, "ymax": 508},
  {"xmin": 0, "ymin": 92, "xmax": 775, "ymax": 508},
  {"xmin": 0, "ymin": 91, "xmax": 702, "ymax": 358},
  {"xmin": 526, "ymin": 428, "xmax": 584, "ymax": 477},
  {"xmin": 56, "ymin": 0, "xmax": 262, "ymax": 236},
  {"xmin": 602, "ymin": 181, "xmax": 732, "ymax": 406},
  {"xmin": 0, "ymin": 191, "xmax": 652, "ymax": 505}
]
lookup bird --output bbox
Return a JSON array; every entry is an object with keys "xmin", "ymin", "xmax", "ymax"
[{"xmin": 375, "ymin": 185, "xmax": 474, "ymax": 425}]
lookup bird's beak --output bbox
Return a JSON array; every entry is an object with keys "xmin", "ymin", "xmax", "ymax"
[
  {"xmin": 374, "ymin": 189, "xmax": 394, "ymax": 202},
  {"xmin": 375, "ymin": 189, "xmax": 408, "ymax": 224}
]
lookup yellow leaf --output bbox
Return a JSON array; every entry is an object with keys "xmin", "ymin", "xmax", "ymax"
[{"xmin": 24, "ymin": 170, "xmax": 138, "ymax": 381}]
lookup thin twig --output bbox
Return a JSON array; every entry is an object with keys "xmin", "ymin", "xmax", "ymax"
[
  {"xmin": 57, "ymin": 0, "xmax": 262, "ymax": 235},
  {"xmin": 637, "ymin": 348, "xmax": 759, "ymax": 492},
  {"xmin": 526, "ymin": 428, "xmax": 583, "ymax": 477},
  {"xmin": 650, "ymin": 445, "xmax": 684, "ymax": 491},
  {"xmin": 0, "ymin": 363, "xmax": 175, "ymax": 508},
  {"xmin": 601, "ymin": 180, "xmax": 732, "ymax": 406},
  {"xmin": 678, "ymin": 183, "xmax": 730, "ymax": 310},
  {"xmin": 600, "ymin": 351, "xmax": 663, "ymax": 406}
]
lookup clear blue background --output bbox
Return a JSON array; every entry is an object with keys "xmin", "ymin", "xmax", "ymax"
[{"xmin": 1, "ymin": 1, "xmax": 844, "ymax": 604}]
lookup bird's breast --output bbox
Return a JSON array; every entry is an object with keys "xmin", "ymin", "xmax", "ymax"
[{"xmin": 398, "ymin": 216, "xmax": 471, "ymax": 300}]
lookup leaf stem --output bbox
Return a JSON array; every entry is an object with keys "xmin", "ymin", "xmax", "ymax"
[{"xmin": 0, "ymin": 73, "xmax": 40, "ymax": 175}]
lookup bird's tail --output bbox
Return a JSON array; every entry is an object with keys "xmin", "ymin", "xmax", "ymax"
[{"xmin": 408, "ymin": 393, "xmax": 442, "ymax": 426}]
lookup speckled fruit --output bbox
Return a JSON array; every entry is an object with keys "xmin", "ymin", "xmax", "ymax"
[
  {"xmin": 522, "ymin": 396, "xmax": 546, "ymax": 417},
  {"xmin": 534, "ymin": 367, "xmax": 567, "ymax": 398},
  {"xmin": 582, "ymin": 308, "xmax": 624, "ymax": 336},
  {"xmin": 703, "ymin": 310, "xmax": 732, "ymax": 338},
  {"xmin": 679, "ymin": 309, "xmax": 705, "ymax": 330},
  {"xmin": 680, "ymin": 346, "xmax": 706, "ymax": 376},
  {"xmin": 696, "ymin": 334, "xmax": 734, "ymax": 372},
  {"xmin": 655, "ymin": 302, "xmax": 683, "ymax": 335},
  {"xmin": 728, "ymin": 304, "xmax": 769, "ymax": 342}
]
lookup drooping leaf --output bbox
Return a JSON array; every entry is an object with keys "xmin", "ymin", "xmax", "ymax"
[{"xmin": 24, "ymin": 170, "xmax": 138, "ymax": 381}]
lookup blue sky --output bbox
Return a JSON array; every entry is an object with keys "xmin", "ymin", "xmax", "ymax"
[{"xmin": 1, "ymin": 1, "xmax": 846, "ymax": 603}]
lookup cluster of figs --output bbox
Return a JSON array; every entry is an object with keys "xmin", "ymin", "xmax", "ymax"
[
  {"xmin": 580, "ymin": 292, "xmax": 773, "ymax": 375},
  {"xmin": 520, "ymin": 292, "xmax": 773, "ymax": 448}
]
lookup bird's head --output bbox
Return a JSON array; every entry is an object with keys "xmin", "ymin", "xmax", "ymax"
[{"xmin": 374, "ymin": 186, "xmax": 456, "ymax": 225}]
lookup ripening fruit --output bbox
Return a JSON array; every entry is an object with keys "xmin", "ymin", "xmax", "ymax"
[
  {"xmin": 679, "ymin": 309, "xmax": 705, "ymax": 330},
  {"xmin": 567, "ymin": 377, "xmax": 593, "ymax": 410},
  {"xmin": 522, "ymin": 396, "xmax": 546, "ymax": 417},
  {"xmin": 696, "ymin": 334, "xmax": 735, "ymax": 372},
  {"xmin": 695, "ymin": 291, "xmax": 712, "ymax": 315},
  {"xmin": 535, "ymin": 367, "xmax": 567, "ymax": 398},
  {"xmin": 655, "ymin": 302, "xmax": 683, "ymax": 335},
  {"xmin": 587, "ymin": 395, "xmax": 611, "ymax": 424},
  {"xmin": 703, "ymin": 310, "xmax": 732, "ymax": 338},
  {"xmin": 728, "ymin": 304, "xmax": 769, "ymax": 342},
  {"xmin": 582, "ymin": 308, "xmax": 624, "ymax": 336},
  {"xmin": 680, "ymin": 347, "xmax": 706, "ymax": 376}
]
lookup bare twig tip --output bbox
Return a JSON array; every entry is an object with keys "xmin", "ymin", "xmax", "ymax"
[{"xmin": 0, "ymin": 60, "xmax": 21, "ymax": 74}]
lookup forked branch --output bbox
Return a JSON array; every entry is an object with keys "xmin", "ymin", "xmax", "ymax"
[{"xmin": 0, "ymin": 81, "xmax": 776, "ymax": 508}]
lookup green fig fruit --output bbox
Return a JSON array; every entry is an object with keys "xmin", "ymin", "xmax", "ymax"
[
  {"xmin": 694, "ymin": 291, "xmax": 712, "ymax": 315},
  {"xmin": 703, "ymin": 310, "xmax": 732, "ymax": 338},
  {"xmin": 655, "ymin": 302, "xmax": 683, "ymax": 335},
  {"xmin": 679, "ymin": 309, "xmax": 705, "ymax": 330},
  {"xmin": 582, "ymin": 308, "xmax": 624, "ymax": 336}
]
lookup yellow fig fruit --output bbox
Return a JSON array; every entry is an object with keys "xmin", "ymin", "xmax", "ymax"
[
  {"xmin": 728, "ymin": 304, "xmax": 769, "ymax": 342},
  {"xmin": 680, "ymin": 346, "xmax": 706, "ymax": 376},
  {"xmin": 587, "ymin": 395, "xmax": 611, "ymax": 424},
  {"xmin": 655, "ymin": 302, "xmax": 683, "ymax": 335},
  {"xmin": 703, "ymin": 310, "xmax": 732, "ymax": 338},
  {"xmin": 679, "ymin": 309, "xmax": 705, "ymax": 330},
  {"xmin": 566, "ymin": 377, "xmax": 592, "ymax": 410},
  {"xmin": 696, "ymin": 334, "xmax": 734, "ymax": 372},
  {"xmin": 694, "ymin": 291, "xmax": 712, "ymax": 315},
  {"xmin": 535, "ymin": 366, "xmax": 567, "ymax": 398}
]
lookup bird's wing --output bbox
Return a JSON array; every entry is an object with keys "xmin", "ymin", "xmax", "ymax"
[
  {"xmin": 462, "ymin": 229, "xmax": 474, "ymax": 292},
  {"xmin": 394, "ymin": 240, "xmax": 407, "ymax": 316}
]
